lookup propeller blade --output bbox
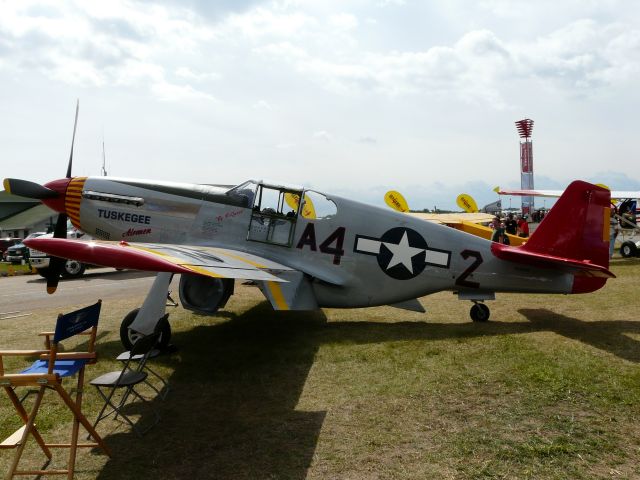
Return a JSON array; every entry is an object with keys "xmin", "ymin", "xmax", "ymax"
[
  {"xmin": 66, "ymin": 99, "xmax": 79, "ymax": 178},
  {"xmin": 53, "ymin": 212, "xmax": 68, "ymax": 239},
  {"xmin": 46, "ymin": 256, "xmax": 65, "ymax": 294},
  {"xmin": 45, "ymin": 100, "xmax": 79, "ymax": 294},
  {"xmin": 3, "ymin": 178, "xmax": 59, "ymax": 199},
  {"xmin": 45, "ymin": 213, "xmax": 69, "ymax": 294}
]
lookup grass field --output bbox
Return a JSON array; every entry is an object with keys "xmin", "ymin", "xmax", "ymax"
[
  {"xmin": 0, "ymin": 262, "xmax": 34, "ymax": 276},
  {"xmin": 1, "ymin": 257, "xmax": 639, "ymax": 479}
]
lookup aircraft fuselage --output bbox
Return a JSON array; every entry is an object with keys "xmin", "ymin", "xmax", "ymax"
[{"xmin": 67, "ymin": 176, "xmax": 573, "ymax": 309}]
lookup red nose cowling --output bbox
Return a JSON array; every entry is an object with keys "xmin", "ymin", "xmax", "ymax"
[{"xmin": 41, "ymin": 178, "xmax": 72, "ymax": 213}]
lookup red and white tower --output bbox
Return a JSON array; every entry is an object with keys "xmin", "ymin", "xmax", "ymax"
[{"xmin": 515, "ymin": 118, "xmax": 534, "ymax": 216}]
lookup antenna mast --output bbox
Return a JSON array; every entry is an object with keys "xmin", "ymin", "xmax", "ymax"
[{"xmin": 101, "ymin": 136, "xmax": 108, "ymax": 176}]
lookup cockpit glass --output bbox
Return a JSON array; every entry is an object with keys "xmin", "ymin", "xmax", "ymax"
[
  {"xmin": 301, "ymin": 190, "xmax": 337, "ymax": 219},
  {"xmin": 227, "ymin": 181, "xmax": 258, "ymax": 208}
]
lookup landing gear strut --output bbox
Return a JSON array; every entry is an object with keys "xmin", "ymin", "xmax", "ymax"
[{"xmin": 470, "ymin": 302, "xmax": 490, "ymax": 322}]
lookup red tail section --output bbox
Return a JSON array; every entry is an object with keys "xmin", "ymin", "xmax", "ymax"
[
  {"xmin": 492, "ymin": 181, "xmax": 614, "ymax": 293},
  {"xmin": 524, "ymin": 181, "xmax": 610, "ymax": 266}
]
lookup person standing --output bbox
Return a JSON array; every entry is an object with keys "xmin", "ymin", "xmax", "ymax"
[
  {"xmin": 491, "ymin": 216, "xmax": 506, "ymax": 243},
  {"xmin": 517, "ymin": 215, "xmax": 529, "ymax": 238},
  {"xmin": 505, "ymin": 213, "xmax": 517, "ymax": 236},
  {"xmin": 610, "ymin": 208, "xmax": 621, "ymax": 259}
]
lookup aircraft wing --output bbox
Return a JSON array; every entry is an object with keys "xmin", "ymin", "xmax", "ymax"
[
  {"xmin": 408, "ymin": 212, "xmax": 495, "ymax": 225},
  {"xmin": 498, "ymin": 188, "xmax": 640, "ymax": 200},
  {"xmin": 24, "ymin": 237, "xmax": 293, "ymax": 282}
]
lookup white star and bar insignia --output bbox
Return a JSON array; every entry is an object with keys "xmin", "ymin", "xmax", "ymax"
[{"xmin": 354, "ymin": 227, "xmax": 451, "ymax": 280}]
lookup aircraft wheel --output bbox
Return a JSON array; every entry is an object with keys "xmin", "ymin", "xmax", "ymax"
[
  {"xmin": 620, "ymin": 241, "xmax": 637, "ymax": 258},
  {"xmin": 62, "ymin": 260, "xmax": 85, "ymax": 278},
  {"xmin": 120, "ymin": 308, "xmax": 172, "ymax": 350},
  {"xmin": 470, "ymin": 303, "xmax": 490, "ymax": 322}
]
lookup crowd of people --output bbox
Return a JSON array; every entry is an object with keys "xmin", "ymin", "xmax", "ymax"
[{"xmin": 489, "ymin": 212, "xmax": 529, "ymax": 244}]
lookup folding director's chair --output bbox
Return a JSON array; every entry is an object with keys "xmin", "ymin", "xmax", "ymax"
[{"xmin": 0, "ymin": 300, "xmax": 111, "ymax": 478}]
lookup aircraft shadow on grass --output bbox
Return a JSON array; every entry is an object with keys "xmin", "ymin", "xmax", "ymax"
[
  {"xmin": 94, "ymin": 303, "xmax": 640, "ymax": 479},
  {"xmin": 518, "ymin": 308, "xmax": 640, "ymax": 364}
]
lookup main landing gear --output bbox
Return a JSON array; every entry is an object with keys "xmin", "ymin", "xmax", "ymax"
[
  {"xmin": 470, "ymin": 302, "xmax": 490, "ymax": 322},
  {"xmin": 120, "ymin": 307, "xmax": 173, "ymax": 350},
  {"xmin": 119, "ymin": 272, "xmax": 176, "ymax": 350}
]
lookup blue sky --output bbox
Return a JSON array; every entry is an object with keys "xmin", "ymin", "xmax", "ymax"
[{"xmin": 1, "ymin": 0, "xmax": 638, "ymax": 209}]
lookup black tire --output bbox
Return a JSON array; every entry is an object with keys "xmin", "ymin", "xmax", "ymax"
[
  {"xmin": 120, "ymin": 308, "xmax": 172, "ymax": 350},
  {"xmin": 62, "ymin": 260, "xmax": 85, "ymax": 278},
  {"xmin": 470, "ymin": 303, "xmax": 490, "ymax": 322},
  {"xmin": 620, "ymin": 241, "xmax": 637, "ymax": 258}
]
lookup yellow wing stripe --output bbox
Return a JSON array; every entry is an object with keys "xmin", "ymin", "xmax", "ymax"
[
  {"xmin": 266, "ymin": 281, "xmax": 289, "ymax": 310},
  {"xmin": 131, "ymin": 245, "xmax": 223, "ymax": 278},
  {"xmin": 210, "ymin": 248, "xmax": 268, "ymax": 269}
]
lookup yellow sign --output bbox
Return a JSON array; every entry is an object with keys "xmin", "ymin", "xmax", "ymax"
[
  {"xmin": 285, "ymin": 193, "xmax": 316, "ymax": 219},
  {"xmin": 384, "ymin": 191, "xmax": 409, "ymax": 212},
  {"xmin": 456, "ymin": 193, "xmax": 478, "ymax": 213}
]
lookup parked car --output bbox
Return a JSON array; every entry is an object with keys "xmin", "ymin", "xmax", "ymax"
[
  {"xmin": 29, "ymin": 230, "xmax": 88, "ymax": 278},
  {"xmin": 5, "ymin": 233, "xmax": 46, "ymax": 264},
  {"xmin": 1, "ymin": 238, "xmax": 23, "ymax": 261}
]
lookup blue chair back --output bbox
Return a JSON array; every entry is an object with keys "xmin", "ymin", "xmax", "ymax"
[{"xmin": 53, "ymin": 301, "xmax": 102, "ymax": 344}]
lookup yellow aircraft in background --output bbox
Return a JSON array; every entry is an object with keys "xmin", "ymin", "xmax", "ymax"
[{"xmin": 384, "ymin": 191, "xmax": 527, "ymax": 246}]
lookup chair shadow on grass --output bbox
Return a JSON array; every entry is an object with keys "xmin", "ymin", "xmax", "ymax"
[{"xmin": 94, "ymin": 304, "xmax": 640, "ymax": 479}]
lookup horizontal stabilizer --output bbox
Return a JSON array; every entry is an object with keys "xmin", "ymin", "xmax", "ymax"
[{"xmin": 491, "ymin": 243, "xmax": 615, "ymax": 278}]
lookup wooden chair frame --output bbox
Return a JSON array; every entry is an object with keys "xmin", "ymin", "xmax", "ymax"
[{"xmin": 0, "ymin": 301, "xmax": 111, "ymax": 479}]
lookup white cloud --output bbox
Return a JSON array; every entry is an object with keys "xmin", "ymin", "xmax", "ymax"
[
  {"xmin": 0, "ymin": 0, "xmax": 215, "ymax": 100},
  {"xmin": 518, "ymin": 20, "xmax": 640, "ymax": 89},
  {"xmin": 175, "ymin": 67, "xmax": 221, "ymax": 82},
  {"xmin": 253, "ymin": 100, "xmax": 274, "ymax": 110},
  {"xmin": 224, "ymin": 7, "xmax": 314, "ymax": 39},
  {"xmin": 151, "ymin": 81, "xmax": 217, "ymax": 102},
  {"xmin": 313, "ymin": 130, "xmax": 332, "ymax": 141},
  {"xmin": 328, "ymin": 13, "xmax": 358, "ymax": 30}
]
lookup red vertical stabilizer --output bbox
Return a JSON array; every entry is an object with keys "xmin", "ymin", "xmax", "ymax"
[{"xmin": 522, "ymin": 180, "xmax": 611, "ymax": 293}]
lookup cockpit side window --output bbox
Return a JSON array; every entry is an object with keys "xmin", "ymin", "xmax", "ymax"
[
  {"xmin": 247, "ymin": 184, "xmax": 302, "ymax": 246},
  {"xmin": 300, "ymin": 190, "xmax": 337, "ymax": 220}
]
